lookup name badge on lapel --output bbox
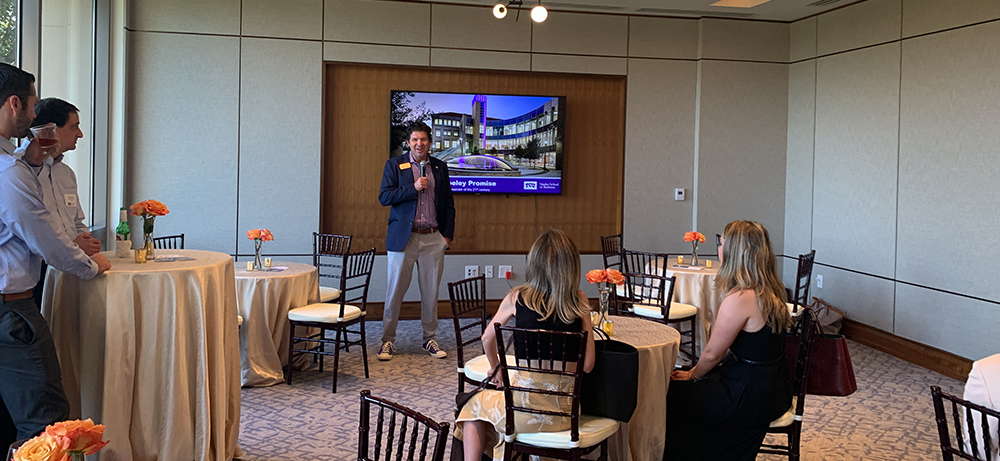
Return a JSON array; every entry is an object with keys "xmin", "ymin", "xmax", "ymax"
[
  {"xmin": 399, "ymin": 162, "xmax": 411, "ymax": 170},
  {"xmin": 64, "ymin": 194, "xmax": 77, "ymax": 207}
]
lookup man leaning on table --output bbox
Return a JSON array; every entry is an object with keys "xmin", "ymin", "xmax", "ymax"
[
  {"xmin": 0, "ymin": 63, "xmax": 111, "ymax": 450},
  {"xmin": 377, "ymin": 121, "xmax": 455, "ymax": 361},
  {"xmin": 14, "ymin": 97, "xmax": 101, "ymax": 306}
]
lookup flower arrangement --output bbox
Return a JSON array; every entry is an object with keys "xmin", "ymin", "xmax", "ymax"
[
  {"xmin": 130, "ymin": 199, "xmax": 170, "ymax": 260},
  {"xmin": 684, "ymin": 231, "xmax": 706, "ymax": 266},
  {"xmin": 586, "ymin": 268, "xmax": 625, "ymax": 287},
  {"xmin": 13, "ymin": 418, "xmax": 109, "ymax": 461},
  {"xmin": 247, "ymin": 229, "xmax": 274, "ymax": 270}
]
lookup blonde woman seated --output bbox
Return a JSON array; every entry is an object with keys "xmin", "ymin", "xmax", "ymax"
[
  {"xmin": 454, "ymin": 229, "xmax": 596, "ymax": 461},
  {"xmin": 665, "ymin": 221, "xmax": 794, "ymax": 461}
]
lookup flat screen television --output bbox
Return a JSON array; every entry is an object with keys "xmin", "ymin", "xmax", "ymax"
[{"xmin": 390, "ymin": 91, "xmax": 565, "ymax": 194}]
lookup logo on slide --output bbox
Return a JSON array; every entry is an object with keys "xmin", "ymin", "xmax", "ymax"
[{"xmin": 524, "ymin": 181, "xmax": 537, "ymax": 190}]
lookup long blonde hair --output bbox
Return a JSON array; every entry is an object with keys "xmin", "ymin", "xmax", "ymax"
[
  {"xmin": 517, "ymin": 229, "xmax": 587, "ymax": 324},
  {"xmin": 715, "ymin": 221, "xmax": 793, "ymax": 332}
]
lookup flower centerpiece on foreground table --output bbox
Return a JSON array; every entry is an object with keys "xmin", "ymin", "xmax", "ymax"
[
  {"xmin": 586, "ymin": 268, "xmax": 625, "ymax": 330},
  {"xmin": 13, "ymin": 418, "xmax": 109, "ymax": 461},
  {"xmin": 130, "ymin": 199, "xmax": 169, "ymax": 260}
]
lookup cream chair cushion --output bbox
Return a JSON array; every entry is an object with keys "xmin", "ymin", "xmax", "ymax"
[
  {"xmin": 769, "ymin": 396, "xmax": 798, "ymax": 428},
  {"xmin": 319, "ymin": 286, "xmax": 342, "ymax": 303},
  {"xmin": 237, "ymin": 314, "xmax": 244, "ymax": 326},
  {"xmin": 288, "ymin": 302, "xmax": 362, "ymax": 323},
  {"xmin": 514, "ymin": 415, "xmax": 620, "ymax": 449},
  {"xmin": 463, "ymin": 354, "xmax": 517, "ymax": 382},
  {"xmin": 786, "ymin": 302, "xmax": 806, "ymax": 317},
  {"xmin": 632, "ymin": 302, "xmax": 697, "ymax": 320}
]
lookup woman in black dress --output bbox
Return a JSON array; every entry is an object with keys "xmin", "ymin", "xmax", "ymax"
[
  {"xmin": 665, "ymin": 221, "xmax": 794, "ymax": 460},
  {"xmin": 454, "ymin": 229, "xmax": 596, "ymax": 461}
]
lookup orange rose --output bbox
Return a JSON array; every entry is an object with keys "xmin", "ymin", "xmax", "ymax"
[
  {"xmin": 13, "ymin": 433, "xmax": 69, "ymax": 461},
  {"xmin": 129, "ymin": 201, "xmax": 147, "ymax": 217},
  {"xmin": 45, "ymin": 419, "xmax": 109, "ymax": 456},
  {"xmin": 586, "ymin": 269, "xmax": 607, "ymax": 284},
  {"xmin": 143, "ymin": 200, "xmax": 169, "ymax": 216},
  {"xmin": 247, "ymin": 229, "xmax": 262, "ymax": 240},
  {"xmin": 606, "ymin": 269, "xmax": 624, "ymax": 285},
  {"xmin": 260, "ymin": 229, "xmax": 274, "ymax": 242}
]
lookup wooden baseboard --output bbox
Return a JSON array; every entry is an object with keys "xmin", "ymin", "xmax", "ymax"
[{"xmin": 841, "ymin": 319, "xmax": 972, "ymax": 382}]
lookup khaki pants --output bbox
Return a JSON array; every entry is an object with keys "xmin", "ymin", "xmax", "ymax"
[{"xmin": 383, "ymin": 231, "xmax": 447, "ymax": 343}]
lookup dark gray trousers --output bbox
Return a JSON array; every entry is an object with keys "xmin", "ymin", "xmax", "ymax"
[{"xmin": 0, "ymin": 298, "xmax": 70, "ymax": 449}]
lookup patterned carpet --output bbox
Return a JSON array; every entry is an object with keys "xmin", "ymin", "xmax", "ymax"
[{"xmin": 237, "ymin": 320, "xmax": 965, "ymax": 460}]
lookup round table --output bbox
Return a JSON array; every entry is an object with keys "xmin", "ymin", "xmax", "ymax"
[
  {"xmin": 595, "ymin": 316, "xmax": 680, "ymax": 461},
  {"xmin": 652, "ymin": 257, "xmax": 720, "ymax": 355},
  {"xmin": 235, "ymin": 262, "xmax": 319, "ymax": 386},
  {"xmin": 40, "ymin": 249, "xmax": 241, "ymax": 461}
]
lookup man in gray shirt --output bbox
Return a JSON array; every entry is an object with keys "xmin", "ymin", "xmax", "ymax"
[{"xmin": 0, "ymin": 63, "xmax": 111, "ymax": 449}]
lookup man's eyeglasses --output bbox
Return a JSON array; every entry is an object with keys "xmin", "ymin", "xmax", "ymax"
[{"xmin": 716, "ymin": 234, "xmax": 722, "ymax": 248}]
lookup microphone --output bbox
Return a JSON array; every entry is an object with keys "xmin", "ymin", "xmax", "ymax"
[{"xmin": 420, "ymin": 160, "xmax": 428, "ymax": 193}]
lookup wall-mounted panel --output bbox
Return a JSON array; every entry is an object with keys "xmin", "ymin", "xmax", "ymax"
[
  {"xmin": 323, "ymin": 42, "xmax": 430, "ymax": 66},
  {"xmin": 430, "ymin": 4, "xmax": 531, "ymax": 52},
  {"xmin": 784, "ymin": 60, "xmax": 815, "ymax": 259},
  {"xmin": 699, "ymin": 18, "xmax": 789, "ymax": 63},
  {"xmin": 817, "ymin": 0, "xmax": 902, "ymax": 56},
  {"xmin": 790, "ymin": 17, "xmax": 817, "ymax": 62},
  {"xmin": 128, "ymin": 0, "xmax": 241, "ymax": 35},
  {"xmin": 697, "ymin": 61, "xmax": 788, "ymax": 254},
  {"xmin": 126, "ymin": 31, "xmax": 240, "ymax": 254},
  {"xmin": 242, "ymin": 0, "xmax": 323, "ymax": 40},
  {"xmin": 324, "ymin": 0, "xmax": 430, "ymax": 46},
  {"xmin": 531, "ymin": 12, "xmax": 628, "ymax": 57},
  {"xmin": 238, "ymin": 38, "xmax": 323, "ymax": 256},
  {"xmin": 813, "ymin": 43, "xmax": 899, "ymax": 278},
  {"xmin": 902, "ymin": 0, "xmax": 1000, "ymax": 38},
  {"xmin": 812, "ymin": 265, "xmax": 895, "ymax": 332},
  {"xmin": 897, "ymin": 22, "xmax": 1000, "ymax": 302},
  {"xmin": 628, "ymin": 17, "xmax": 698, "ymax": 60},
  {"xmin": 624, "ymin": 58, "xmax": 697, "ymax": 253},
  {"xmin": 530, "ymin": 54, "xmax": 627, "ymax": 75},
  {"xmin": 895, "ymin": 284, "xmax": 1000, "ymax": 360},
  {"xmin": 431, "ymin": 49, "xmax": 530, "ymax": 71}
]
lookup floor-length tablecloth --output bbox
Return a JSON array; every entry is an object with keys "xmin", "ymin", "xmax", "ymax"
[
  {"xmin": 600, "ymin": 316, "xmax": 680, "ymax": 461},
  {"xmin": 41, "ymin": 250, "xmax": 241, "ymax": 461},
  {"xmin": 235, "ymin": 262, "xmax": 319, "ymax": 386},
  {"xmin": 652, "ymin": 257, "xmax": 720, "ymax": 355}
]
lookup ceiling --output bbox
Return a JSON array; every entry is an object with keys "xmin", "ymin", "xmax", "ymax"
[{"xmin": 416, "ymin": 0, "xmax": 866, "ymax": 22}]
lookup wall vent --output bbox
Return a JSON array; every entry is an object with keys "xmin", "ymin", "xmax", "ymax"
[
  {"xmin": 807, "ymin": 0, "xmax": 843, "ymax": 6},
  {"xmin": 544, "ymin": 2, "xmax": 628, "ymax": 11},
  {"xmin": 634, "ymin": 8, "xmax": 757, "ymax": 18}
]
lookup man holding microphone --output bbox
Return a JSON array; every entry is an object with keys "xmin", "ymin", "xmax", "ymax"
[{"xmin": 377, "ymin": 121, "xmax": 455, "ymax": 361}]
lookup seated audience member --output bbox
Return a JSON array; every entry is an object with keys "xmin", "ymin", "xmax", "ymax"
[
  {"xmin": 964, "ymin": 353, "xmax": 1000, "ymax": 460},
  {"xmin": 665, "ymin": 220, "xmax": 794, "ymax": 461},
  {"xmin": 14, "ymin": 97, "xmax": 101, "ymax": 305},
  {"xmin": 454, "ymin": 229, "xmax": 596, "ymax": 461}
]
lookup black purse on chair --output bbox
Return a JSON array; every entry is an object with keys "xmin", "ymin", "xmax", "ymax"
[{"xmin": 581, "ymin": 328, "xmax": 640, "ymax": 422}]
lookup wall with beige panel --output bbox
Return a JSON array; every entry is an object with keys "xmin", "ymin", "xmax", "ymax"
[
  {"xmin": 699, "ymin": 18, "xmax": 789, "ymax": 62},
  {"xmin": 628, "ymin": 17, "xmax": 698, "ymax": 60},
  {"xmin": 324, "ymin": 0, "xmax": 429, "ymax": 46},
  {"xmin": 816, "ymin": 0, "xmax": 901, "ymax": 56},
  {"xmin": 901, "ymin": 0, "xmax": 1000, "ymax": 38},
  {"xmin": 430, "ymin": 4, "xmax": 531, "ymax": 52},
  {"xmin": 782, "ymin": 60, "xmax": 815, "ymax": 287},
  {"xmin": 237, "ymin": 38, "xmax": 323, "ymax": 257},
  {"xmin": 696, "ymin": 60, "xmax": 788, "ymax": 255},
  {"xmin": 242, "ymin": 0, "xmax": 323, "ymax": 40},
  {"xmin": 897, "ymin": 22, "xmax": 1000, "ymax": 302},
  {"xmin": 128, "ymin": 0, "xmax": 240, "ymax": 35},
  {"xmin": 812, "ymin": 43, "xmax": 900, "ymax": 279},
  {"xmin": 125, "ymin": 31, "xmax": 241, "ymax": 253},
  {"xmin": 623, "ymin": 59, "xmax": 697, "ymax": 253},
  {"xmin": 895, "ymin": 284, "xmax": 1000, "ymax": 360},
  {"xmin": 531, "ymin": 11, "xmax": 628, "ymax": 56}
]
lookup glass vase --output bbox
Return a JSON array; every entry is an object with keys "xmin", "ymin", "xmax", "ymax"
[
  {"xmin": 598, "ymin": 286, "xmax": 610, "ymax": 325},
  {"xmin": 143, "ymin": 216, "xmax": 155, "ymax": 260},
  {"xmin": 690, "ymin": 242, "xmax": 699, "ymax": 267},
  {"xmin": 253, "ymin": 240, "xmax": 264, "ymax": 270}
]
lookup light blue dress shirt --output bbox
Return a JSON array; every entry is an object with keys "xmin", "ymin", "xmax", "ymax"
[
  {"xmin": 14, "ymin": 141, "xmax": 88, "ymax": 239},
  {"xmin": 0, "ymin": 138, "xmax": 97, "ymax": 293}
]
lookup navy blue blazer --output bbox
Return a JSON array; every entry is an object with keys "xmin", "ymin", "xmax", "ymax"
[{"xmin": 378, "ymin": 154, "xmax": 455, "ymax": 252}]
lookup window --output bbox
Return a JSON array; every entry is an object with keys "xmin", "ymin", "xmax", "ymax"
[{"xmin": 0, "ymin": 0, "xmax": 16, "ymax": 65}]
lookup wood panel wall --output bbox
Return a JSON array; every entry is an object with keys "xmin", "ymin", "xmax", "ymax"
[{"xmin": 322, "ymin": 63, "xmax": 625, "ymax": 254}]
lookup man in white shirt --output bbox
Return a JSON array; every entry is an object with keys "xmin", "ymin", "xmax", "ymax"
[
  {"xmin": 964, "ymin": 354, "xmax": 1000, "ymax": 460},
  {"xmin": 14, "ymin": 98, "xmax": 101, "ymax": 305},
  {"xmin": 0, "ymin": 63, "xmax": 110, "ymax": 449}
]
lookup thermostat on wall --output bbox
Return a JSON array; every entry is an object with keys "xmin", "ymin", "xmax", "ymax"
[{"xmin": 674, "ymin": 188, "xmax": 686, "ymax": 201}]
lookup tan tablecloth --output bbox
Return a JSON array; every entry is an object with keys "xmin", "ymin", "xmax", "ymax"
[
  {"xmin": 600, "ymin": 316, "xmax": 680, "ymax": 461},
  {"xmin": 41, "ymin": 250, "xmax": 241, "ymax": 461},
  {"xmin": 235, "ymin": 262, "xmax": 319, "ymax": 386},
  {"xmin": 651, "ymin": 257, "xmax": 721, "ymax": 355}
]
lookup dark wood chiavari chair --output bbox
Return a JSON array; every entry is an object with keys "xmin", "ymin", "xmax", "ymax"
[
  {"xmin": 358, "ymin": 390, "xmax": 450, "ymax": 461},
  {"xmin": 447, "ymin": 275, "xmax": 493, "ymax": 394},
  {"xmin": 152, "ymin": 233, "xmax": 184, "ymax": 250},
  {"xmin": 931, "ymin": 385, "xmax": 1000, "ymax": 461},
  {"xmin": 760, "ymin": 309, "xmax": 817, "ymax": 460},
  {"xmin": 314, "ymin": 232, "xmax": 352, "ymax": 303},
  {"xmin": 787, "ymin": 250, "xmax": 816, "ymax": 316}
]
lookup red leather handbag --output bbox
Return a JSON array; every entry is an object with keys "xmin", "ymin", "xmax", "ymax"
[{"xmin": 786, "ymin": 302, "xmax": 857, "ymax": 396}]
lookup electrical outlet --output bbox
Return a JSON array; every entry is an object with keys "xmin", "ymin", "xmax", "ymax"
[
  {"xmin": 465, "ymin": 265, "xmax": 479, "ymax": 278},
  {"xmin": 499, "ymin": 265, "xmax": 512, "ymax": 279},
  {"xmin": 816, "ymin": 274, "xmax": 823, "ymax": 289},
  {"xmin": 485, "ymin": 265, "xmax": 494, "ymax": 278}
]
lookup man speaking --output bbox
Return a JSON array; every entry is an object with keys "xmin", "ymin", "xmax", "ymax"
[{"xmin": 377, "ymin": 121, "xmax": 455, "ymax": 361}]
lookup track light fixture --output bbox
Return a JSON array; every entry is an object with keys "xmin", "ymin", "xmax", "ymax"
[{"xmin": 492, "ymin": 0, "xmax": 546, "ymax": 23}]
